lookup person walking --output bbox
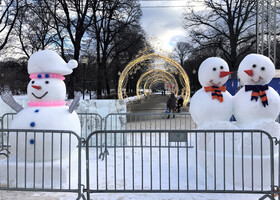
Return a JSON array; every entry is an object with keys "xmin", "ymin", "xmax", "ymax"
[
  {"xmin": 166, "ymin": 93, "xmax": 177, "ymax": 118},
  {"xmin": 176, "ymin": 96, "xmax": 184, "ymax": 113}
]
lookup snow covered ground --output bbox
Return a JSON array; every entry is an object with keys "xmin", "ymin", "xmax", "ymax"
[{"xmin": 0, "ymin": 95, "xmax": 276, "ymax": 200}]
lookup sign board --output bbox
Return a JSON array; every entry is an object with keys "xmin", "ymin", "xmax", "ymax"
[{"xmin": 169, "ymin": 131, "xmax": 187, "ymax": 142}]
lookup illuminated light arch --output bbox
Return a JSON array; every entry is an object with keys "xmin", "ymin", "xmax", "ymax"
[
  {"xmin": 143, "ymin": 75, "xmax": 177, "ymax": 97},
  {"xmin": 118, "ymin": 53, "xmax": 190, "ymax": 106},
  {"xmin": 136, "ymin": 69, "xmax": 178, "ymax": 99},
  {"xmin": 149, "ymin": 78, "xmax": 170, "ymax": 95}
]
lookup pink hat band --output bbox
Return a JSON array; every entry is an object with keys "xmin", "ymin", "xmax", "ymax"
[{"xmin": 29, "ymin": 73, "xmax": 65, "ymax": 80}]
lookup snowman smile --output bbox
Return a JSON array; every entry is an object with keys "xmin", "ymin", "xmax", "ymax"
[
  {"xmin": 251, "ymin": 76, "xmax": 263, "ymax": 84},
  {"xmin": 32, "ymin": 92, "xmax": 48, "ymax": 99},
  {"xmin": 209, "ymin": 80, "xmax": 221, "ymax": 86}
]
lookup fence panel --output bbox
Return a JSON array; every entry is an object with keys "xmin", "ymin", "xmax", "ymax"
[
  {"xmin": 103, "ymin": 113, "xmax": 196, "ymax": 147},
  {"xmin": 104, "ymin": 113, "xmax": 196, "ymax": 131},
  {"xmin": 85, "ymin": 130, "xmax": 276, "ymax": 200},
  {"xmin": 1, "ymin": 113, "xmax": 103, "ymax": 148},
  {"xmin": 0, "ymin": 129, "xmax": 85, "ymax": 200}
]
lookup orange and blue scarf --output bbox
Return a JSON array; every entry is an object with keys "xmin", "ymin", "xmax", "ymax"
[
  {"xmin": 204, "ymin": 86, "xmax": 226, "ymax": 103},
  {"xmin": 245, "ymin": 85, "xmax": 269, "ymax": 107}
]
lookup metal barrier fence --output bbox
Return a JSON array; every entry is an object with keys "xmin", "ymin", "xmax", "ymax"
[
  {"xmin": 104, "ymin": 113, "xmax": 196, "ymax": 130},
  {"xmin": 0, "ymin": 129, "xmax": 85, "ymax": 199},
  {"xmin": 1, "ymin": 113, "xmax": 196, "ymax": 148},
  {"xmin": 0, "ymin": 113, "xmax": 103, "ymax": 147},
  {"xmin": 84, "ymin": 130, "xmax": 279, "ymax": 200}
]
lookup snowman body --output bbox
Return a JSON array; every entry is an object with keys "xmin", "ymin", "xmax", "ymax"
[
  {"xmin": 234, "ymin": 86, "xmax": 280, "ymax": 126},
  {"xmin": 190, "ymin": 88, "xmax": 233, "ymax": 126},
  {"xmin": 10, "ymin": 106, "xmax": 80, "ymax": 162},
  {"xmin": 189, "ymin": 57, "xmax": 234, "ymax": 128},
  {"xmin": 8, "ymin": 50, "xmax": 80, "ymax": 162},
  {"xmin": 234, "ymin": 54, "xmax": 280, "ymax": 135}
]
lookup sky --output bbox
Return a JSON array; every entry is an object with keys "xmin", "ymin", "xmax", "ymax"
[
  {"xmin": 139, "ymin": 0, "xmax": 204, "ymax": 53},
  {"xmin": 140, "ymin": 0, "xmax": 187, "ymax": 53}
]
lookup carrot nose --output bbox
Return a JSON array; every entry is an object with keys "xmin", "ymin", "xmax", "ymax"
[
  {"xmin": 244, "ymin": 70, "xmax": 253, "ymax": 77},
  {"xmin": 219, "ymin": 71, "xmax": 233, "ymax": 78},
  {"xmin": 32, "ymin": 85, "xmax": 41, "ymax": 90}
]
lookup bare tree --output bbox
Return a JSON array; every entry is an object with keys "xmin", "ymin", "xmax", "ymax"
[
  {"xmin": 184, "ymin": 0, "xmax": 256, "ymax": 70},
  {"xmin": 13, "ymin": 0, "xmax": 55, "ymax": 58},
  {"xmin": 172, "ymin": 42, "xmax": 191, "ymax": 66},
  {"xmin": 42, "ymin": 0, "xmax": 94, "ymax": 98},
  {"xmin": 89, "ymin": 0, "xmax": 143, "ymax": 98},
  {"xmin": 0, "ymin": 0, "xmax": 21, "ymax": 51}
]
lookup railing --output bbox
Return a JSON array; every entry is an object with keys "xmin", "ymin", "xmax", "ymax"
[
  {"xmin": 104, "ymin": 113, "xmax": 196, "ymax": 131},
  {"xmin": 84, "ymin": 130, "xmax": 279, "ymax": 200},
  {"xmin": 0, "ymin": 129, "xmax": 85, "ymax": 200},
  {"xmin": 1, "ymin": 112, "xmax": 280, "ymax": 199},
  {"xmin": 1, "ymin": 113, "xmax": 196, "ymax": 149}
]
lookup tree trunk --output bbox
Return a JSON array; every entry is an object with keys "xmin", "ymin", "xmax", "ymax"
[
  {"xmin": 96, "ymin": 65, "xmax": 103, "ymax": 99},
  {"xmin": 67, "ymin": 42, "xmax": 81, "ymax": 99}
]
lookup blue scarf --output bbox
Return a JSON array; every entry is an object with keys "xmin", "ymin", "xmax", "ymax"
[{"xmin": 245, "ymin": 85, "xmax": 269, "ymax": 107}]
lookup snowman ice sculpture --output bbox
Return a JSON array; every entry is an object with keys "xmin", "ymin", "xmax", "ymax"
[
  {"xmin": 233, "ymin": 54, "xmax": 280, "ymax": 136},
  {"xmin": 1, "ymin": 50, "xmax": 81, "ymax": 162},
  {"xmin": 189, "ymin": 57, "xmax": 235, "ymax": 129}
]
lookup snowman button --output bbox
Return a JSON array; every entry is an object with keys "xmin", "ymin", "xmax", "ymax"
[
  {"xmin": 30, "ymin": 122, "xmax": 35, "ymax": 127},
  {"xmin": 30, "ymin": 139, "xmax": 35, "ymax": 144},
  {"xmin": 35, "ymin": 109, "xmax": 39, "ymax": 113}
]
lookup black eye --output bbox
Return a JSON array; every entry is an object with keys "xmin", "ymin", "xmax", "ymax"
[
  {"xmin": 31, "ymin": 81, "xmax": 35, "ymax": 84},
  {"xmin": 213, "ymin": 67, "xmax": 216, "ymax": 71},
  {"xmin": 45, "ymin": 81, "xmax": 49, "ymax": 84},
  {"xmin": 220, "ymin": 66, "xmax": 223, "ymax": 69},
  {"xmin": 261, "ymin": 67, "xmax": 265, "ymax": 71},
  {"xmin": 252, "ymin": 64, "xmax": 256, "ymax": 68}
]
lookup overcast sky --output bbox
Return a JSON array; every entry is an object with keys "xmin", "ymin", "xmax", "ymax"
[
  {"xmin": 139, "ymin": 0, "xmax": 205, "ymax": 53},
  {"xmin": 140, "ymin": 0, "xmax": 187, "ymax": 53}
]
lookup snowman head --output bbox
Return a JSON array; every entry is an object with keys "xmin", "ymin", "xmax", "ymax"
[
  {"xmin": 198, "ymin": 57, "xmax": 232, "ymax": 87},
  {"xmin": 27, "ymin": 50, "xmax": 78, "ymax": 102},
  {"xmin": 238, "ymin": 54, "xmax": 275, "ymax": 85},
  {"xmin": 27, "ymin": 76, "xmax": 66, "ymax": 102}
]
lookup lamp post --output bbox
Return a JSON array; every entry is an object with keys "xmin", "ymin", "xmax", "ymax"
[{"xmin": 81, "ymin": 56, "xmax": 88, "ymax": 99}]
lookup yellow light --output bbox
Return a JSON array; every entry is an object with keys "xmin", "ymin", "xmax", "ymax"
[
  {"xmin": 138, "ymin": 70, "xmax": 178, "ymax": 98},
  {"xmin": 118, "ymin": 53, "xmax": 190, "ymax": 106}
]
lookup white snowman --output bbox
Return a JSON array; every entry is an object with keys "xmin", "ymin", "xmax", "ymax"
[
  {"xmin": 233, "ymin": 53, "xmax": 280, "ymax": 136},
  {"xmin": 189, "ymin": 57, "xmax": 236, "ymax": 129},
  {"xmin": 1, "ymin": 50, "xmax": 81, "ymax": 162}
]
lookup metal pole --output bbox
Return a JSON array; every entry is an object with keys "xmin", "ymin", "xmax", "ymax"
[{"xmin": 83, "ymin": 63, "xmax": 86, "ymax": 99}]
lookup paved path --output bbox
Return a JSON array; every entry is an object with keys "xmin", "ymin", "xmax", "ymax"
[
  {"xmin": 129, "ymin": 94, "xmax": 169, "ymax": 113},
  {"xmin": 129, "ymin": 94, "xmax": 188, "ymax": 113}
]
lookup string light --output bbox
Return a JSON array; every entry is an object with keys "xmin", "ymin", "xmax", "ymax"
[
  {"xmin": 118, "ymin": 53, "xmax": 190, "ymax": 106},
  {"xmin": 136, "ymin": 69, "xmax": 178, "ymax": 99}
]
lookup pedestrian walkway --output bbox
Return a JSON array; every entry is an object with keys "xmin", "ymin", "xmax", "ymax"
[{"xmin": 128, "ymin": 94, "xmax": 168, "ymax": 113}]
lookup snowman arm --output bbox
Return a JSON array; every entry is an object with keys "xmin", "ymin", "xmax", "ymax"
[
  {"xmin": 69, "ymin": 91, "xmax": 81, "ymax": 113},
  {"xmin": 1, "ymin": 88, "xmax": 23, "ymax": 113}
]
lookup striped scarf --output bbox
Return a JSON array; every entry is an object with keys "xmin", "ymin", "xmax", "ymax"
[
  {"xmin": 204, "ymin": 86, "xmax": 226, "ymax": 103},
  {"xmin": 245, "ymin": 85, "xmax": 269, "ymax": 107}
]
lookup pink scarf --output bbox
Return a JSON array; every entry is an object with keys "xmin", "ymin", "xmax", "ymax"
[{"xmin": 28, "ymin": 101, "xmax": 66, "ymax": 107}]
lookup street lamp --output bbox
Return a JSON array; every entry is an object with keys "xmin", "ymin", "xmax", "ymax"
[{"xmin": 81, "ymin": 56, "xmax": 88, "ymax": 99}]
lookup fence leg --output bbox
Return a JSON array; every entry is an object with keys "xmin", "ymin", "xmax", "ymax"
[
  {"xmin": 259, "ymin": 194, "xmax": 275, "ymax": 200},
  {"xmin": 76, "ymin": 193, "xmax": 86, "ymax": 200}
]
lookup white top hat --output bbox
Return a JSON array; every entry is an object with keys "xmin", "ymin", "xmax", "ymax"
[{"xmin": 28, "ymin": 50, "xmax": 78, "ymax": 76}]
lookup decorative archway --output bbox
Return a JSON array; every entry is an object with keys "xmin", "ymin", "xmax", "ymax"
[
  {"xmin": 136, "ymin": 69, "xmax": 178, "ymax": 99},
  {"xmin": 143, "ymin": 75, "xmax": 176, "ymax": 97},
  {"xmin": 147, "ymin": 78, "xmax": 172, "ymax": 96},
  {"xmin": 118, "ymin": 53, "xmax": 190, "ymax": 106}
]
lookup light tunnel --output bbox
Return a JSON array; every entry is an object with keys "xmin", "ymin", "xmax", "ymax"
[
  {"xmin": 118, "ymin": 53, "xmax": 190, "ymax": 106},
  {"xmin": 145, "ymin": 78, "xmax": 176, "ymax": 97},
  {"xmin": 137, "ymin": 69, "xmax": 178, "ymax": 99}
]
